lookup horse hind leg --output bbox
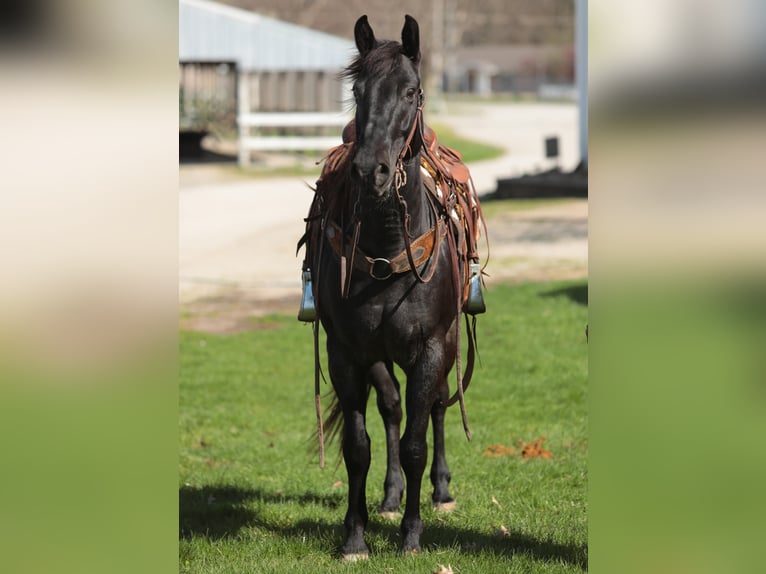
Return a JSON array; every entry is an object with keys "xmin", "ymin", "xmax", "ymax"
[
  {"xmin": 369, "ymin": 361, "xmax": 404, "ymax": 519},
  {"xmin": 430, "ymin": 379, "xmax": 456, "ymax": 512}
]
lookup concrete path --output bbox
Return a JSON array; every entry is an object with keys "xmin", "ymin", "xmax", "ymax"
[
  {"xmin": 433, "ymin": 101, "xmax": 579, "ymax": 194},
  {"xmin": 179, "ymin": 102, "xmax": 585, "ymax": 329},
  {"xmin": 180, "ymin": 177, "xmax": 312, "ymax": 304}
]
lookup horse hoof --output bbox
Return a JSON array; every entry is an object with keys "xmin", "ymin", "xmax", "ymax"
[
  {"xmin": 378, "ymin": 510, "xmax": 402, "ymax": 521},
  {"xmin": 433, "ymin": 500, "xmax": 457, "ymax": 513},
  {"xmin": 341, "ymin": 552, "xmax": 369, "ymax": 562}
]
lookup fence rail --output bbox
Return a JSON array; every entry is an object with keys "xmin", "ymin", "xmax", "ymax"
[{"xmin": 237, "ymin": 112, "xmax": 350, "ymax": 165}]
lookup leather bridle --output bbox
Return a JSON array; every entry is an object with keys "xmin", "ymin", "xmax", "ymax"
[{"xmin": 332, "ymin": 87, "xmax": 445, "ymax": 298}]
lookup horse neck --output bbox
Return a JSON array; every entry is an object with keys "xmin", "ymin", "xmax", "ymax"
[{"xmin": 355, "ymin": 155, "xmax": 428, "ymax": 259}]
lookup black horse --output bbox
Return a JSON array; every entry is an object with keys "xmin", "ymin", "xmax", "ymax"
[{"xmin": 300, "ymin": 14, "xmax": 484, "ymax": 559}]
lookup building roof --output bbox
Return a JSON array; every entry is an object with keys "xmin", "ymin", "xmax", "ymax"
[{"xmin": 179, "ymin": 0, "xmax": 355, "ymax": 71}]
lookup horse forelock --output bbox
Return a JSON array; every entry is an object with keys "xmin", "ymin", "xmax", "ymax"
[{"xmin": 342, "ymin": 40, "xmax": 410, "ymax": 85}]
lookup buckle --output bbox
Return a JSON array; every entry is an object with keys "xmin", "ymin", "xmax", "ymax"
[{"xmin": 370, "ymin": 258, "xmax": 393, "ymax": 280}]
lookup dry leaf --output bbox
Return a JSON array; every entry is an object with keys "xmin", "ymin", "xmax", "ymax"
[
  {"xmin": 433, "ymin": 564, "xmax": 454, "ymax": 574},
  {"xmin": 497, "ymin": 525, "xmax": 510, "ymax": 537},
  {"xmin": 332, "ymin": 480, "xmax": 343, "ymax": 490},
  {"xmin": 520, "ymin": 437, "xmax": 553, "ymax": 460},
  {"xmin": 482, "ymin": 443, "xmax": 516, "ymax": 458},
  {"xmin": 491, "ymin": 496, "xmax": 502, "ymax": 509}
]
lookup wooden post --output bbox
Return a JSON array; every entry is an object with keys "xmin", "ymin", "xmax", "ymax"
[
  {"xmin": 238, "ymin": 69, "xmax": 250, "ymax": 167},
  {"xmin": 316, "ymin": 71, "xmax": 327, "ymax": 112},
  {"xmin": 255, "ymin": 73, "xmax": 264, "ymax": 111}
]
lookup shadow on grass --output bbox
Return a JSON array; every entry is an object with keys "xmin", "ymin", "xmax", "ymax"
[
  {"xmin": 540, "ymin": 282, "xmax": 588, "ymax": 306},
  {"xmin": 422, "ymin": 523, "xmax": 587, "ymax": 570},
  {"xmin": 179, "ymin": 485, "xmax": 342, "ymax": 540},
  {"xmin": 179, "ymin": 485, "xmax": 587, "ymax": 570}
]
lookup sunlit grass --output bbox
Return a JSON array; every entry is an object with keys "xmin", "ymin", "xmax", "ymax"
[
  {"xmin": 427, "ymin": 122, "xmax": 506, "ymax": 164},
  {"xmin": 179, "ymin": 280, "xmax": 588, "ymax": 573}
]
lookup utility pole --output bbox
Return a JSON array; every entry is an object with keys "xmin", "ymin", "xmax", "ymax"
[
  {"xmin": 576, "ymin": 0, "xmax": 588, "ymax": 166},
  {"xmin": 444, "ymin": 0, "xmax": 458, "ymax": 93},
  {"xmin": 430, "ymin": 0, "xmax": 445, "ymax": 105}
]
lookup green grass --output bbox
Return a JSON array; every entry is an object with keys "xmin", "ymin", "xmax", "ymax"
[
  {"xmin": 427, "ymin": 122, "xmax": 506, "ymax": 164},
  {"xmin": 179, "ymin": 280, "xmax": 588, "ymax": 573},
  {"xmin": 237, "ymin": 162, "xmax": 323, "ymax": 179}
]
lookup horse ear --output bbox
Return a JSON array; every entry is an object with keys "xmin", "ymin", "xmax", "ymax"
[
  {"xmin": 401, "ymin": 15, "xmax": 420, "ymax": 64},
  {"xmin": 354, "ymin": 15, "xmax": 376, "ymax": 57}
]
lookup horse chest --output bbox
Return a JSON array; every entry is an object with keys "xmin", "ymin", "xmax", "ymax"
[{"xmin": 327, "ymin": 286, "xmax": 445, "ymax": 362}]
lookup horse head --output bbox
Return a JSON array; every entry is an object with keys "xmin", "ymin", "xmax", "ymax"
[{"xmin": 347, "ymin": 15, "xmax": 423, "ymax": 197}]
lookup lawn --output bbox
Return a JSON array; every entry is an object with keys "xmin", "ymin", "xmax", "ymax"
[
  {"xmin": 427, "ymin": 122, "xmax": 505, "ymax": 164},
  {"xmin": 179, "ymin": 280, "xmax": 588, "ymax": 573}
]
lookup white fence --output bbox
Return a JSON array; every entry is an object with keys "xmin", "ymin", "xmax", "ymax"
[
  {"xmin": 537, "ymin": 83, "xmax": 577, "ymax": 101},
  {"xmin": 237, "ymin": 112, "xmax": 350, "ymax": 166}
]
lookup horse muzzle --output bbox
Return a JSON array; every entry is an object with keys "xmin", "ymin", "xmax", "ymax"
[{"xmin": 352, "ymin": 155, "xmax": 394, "ymax": 196}]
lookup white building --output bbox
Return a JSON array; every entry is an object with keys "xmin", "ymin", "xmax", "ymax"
[{"xmin": 179, "ymin": 0, "xmax": 355, "ymax": 163}]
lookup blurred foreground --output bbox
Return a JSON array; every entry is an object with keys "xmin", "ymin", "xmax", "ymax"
[{"xmin": 1, "ymin": 1, "xmax": 765, "ymax": 573}]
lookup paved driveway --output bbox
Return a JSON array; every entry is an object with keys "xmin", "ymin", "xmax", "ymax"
[
  {"xmin": 179, "ymin": 102, "xmax": 585, "ymax": 330},
  {"xmin": 435, "ymin": 101, "xmax": 579, "ymax": 194},
  {"xmin": 180, "ymin": 177, "xmax": 312, "ymax": 304}
]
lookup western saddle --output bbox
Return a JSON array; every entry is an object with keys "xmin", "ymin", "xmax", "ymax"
[{"xmin": 300, "ymin": 118, "xmax": 487, "ymax": 312}]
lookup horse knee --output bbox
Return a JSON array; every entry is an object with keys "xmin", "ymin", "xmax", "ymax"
[
  {"xmin": 400, "ymin": 434, "xmax": 427, "ymax": 472},
  {"xmin": 342, "ymin": 419, "xmax": 371, "ymax": 467}
]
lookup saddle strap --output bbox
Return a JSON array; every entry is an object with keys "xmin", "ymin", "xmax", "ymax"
[
  {"xmin": 312, "ymin": 218, "xmax": 327, "ymax": 469},
  {"xmin": 446, "ymin": 314, "xmax": 477, "ymax": 408},
  {"xmin": 445, "ymin": 226, "xmax": 472, "ymax": 441},
  {"xmin": 325, "ymin": 220, "xmax": 446, "ymax": 283},
  {"xmin": 313, "ymin": 319, "xmax": 324, "ymax": 468}
]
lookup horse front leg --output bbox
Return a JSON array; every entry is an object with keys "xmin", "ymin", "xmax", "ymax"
[
  {"xmin": 399, "ymin": 342, "xmax": 445, "ymax": 554},
  {"xmin": 328, "ymin": 340, "xmax": 371, "ymax": 560},
  {"xmin": 369, "ymin": 361, "xmax": 404, "ymax": 518},
  {"xmin": 430, "ymin": 378, "xmax": 455, "ymax": 511}
]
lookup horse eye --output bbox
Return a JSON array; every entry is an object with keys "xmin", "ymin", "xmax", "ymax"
[{"xmin": 405, "ymin": 88, "xmax": 416, "ymax": 100}]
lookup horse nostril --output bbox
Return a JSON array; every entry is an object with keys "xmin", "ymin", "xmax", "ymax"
[
  {"xmin": 353, "ymin": 156, "xmax": 390, "ymax": 188},
  {"xmin": 374, "ymin": 163, "xmax": 390, "ymax": 185}
]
